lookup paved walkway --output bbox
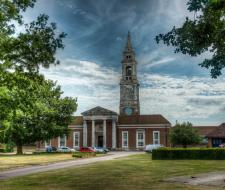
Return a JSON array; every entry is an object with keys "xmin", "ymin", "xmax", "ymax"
[
  {"xmin": 0, "ymin": 151, "xmax": 142, "ymax": 180},
  {"xmin": 166, "ymin": 171, "xmax": 225, "ymax": 188}
]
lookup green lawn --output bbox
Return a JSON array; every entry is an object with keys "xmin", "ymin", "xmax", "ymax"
[
  {"xmin": 1, "ymin": 153, "xmax": 225, "ymax": 190},
  {"xmin": 0, "ymin": 153, "xmax": 74, "ymax": 171}
]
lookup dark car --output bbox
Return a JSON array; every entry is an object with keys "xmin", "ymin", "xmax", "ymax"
[
  {"xmin": 46, "ymin": 146, "xmax": 57, "ymax": 152},
  {"xmin": 79, "ymin": 147, "xmax": 95, "ymax": 152}
]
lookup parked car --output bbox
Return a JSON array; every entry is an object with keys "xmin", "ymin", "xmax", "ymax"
[
  {"xmin": 145, "ymin": 144, "xmax": 164, "ymax": 153},
  {"xmin": 219, "ymin": 143, "xmax": 225, "ymax": 148},
  {"xmin": 58, "ymin": 146, "xmax": 76, "ymax": 152},
  {"xmin": 79, "ymin": 147, "xmax": 95, "ymax": 152},
  {"xmin": 45, "ymin": 146, "xmax": 57, "ymax": 152},
  {"xmin": 92, "ymin": 147, "xmax": 109, "ymax": 153}
]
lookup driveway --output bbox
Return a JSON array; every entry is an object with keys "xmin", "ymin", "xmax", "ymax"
[{"xmin": 0, "ymin": 151, "xmax": 143, "ymax": 180}]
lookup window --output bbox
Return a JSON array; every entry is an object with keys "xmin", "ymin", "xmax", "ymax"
[
  {"xmin": 153, "ymin": 131, "xmax": 160, "ymax": 145},
  {"xmin": 136, "ymin": 130, "xmax": 145, "ymax": 148},
  {"xmin": 126, "ymin": 66, "xmax": 132, "ymax": 76},
  {"xmin": 73, "ymin": 132, "xmax": 80, "ymax": 148},
  {"xmin": 122, "ymin": 131, "xmax": 128, "ymax": 148},
  {"xmin": 58, "ymin": 135, "xmax": 66, "ymax": 147},
  {"xmin": 45, "ymin": 140, "xmax": 51, "ymax": 148}
]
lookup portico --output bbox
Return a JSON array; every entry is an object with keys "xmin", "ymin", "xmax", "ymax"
[{"xmin": 81, "ymin": 107, "xmax": 118, "ymax": 149}]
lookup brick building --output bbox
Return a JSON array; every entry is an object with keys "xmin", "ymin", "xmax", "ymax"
[
  {"xmin": 37, "ymin": 32, "xmax": 225, "ymax": 150},
  {"xmin": 38, "ymin": 32, "xmax": 171, "ymax": 150}
]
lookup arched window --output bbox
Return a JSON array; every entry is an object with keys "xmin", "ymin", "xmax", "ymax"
[{"xmin": 126, "ymin": 66, "xmax": 132, "ymax": 76}]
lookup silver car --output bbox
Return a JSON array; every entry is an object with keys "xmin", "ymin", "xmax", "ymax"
[
  {"xmin": 145, "ymin": 144, "xmax": 163, "ymax": 153},
  {"xmin": 58, "ymin": 146, "xmax": 76, "ymax": 152}
]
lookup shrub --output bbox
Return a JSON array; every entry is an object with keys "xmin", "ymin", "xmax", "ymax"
[
  {"xmin": 152, "ymin": 148, "xmax": 225, "ymax": 160},
  {"xmin": 169, "ymin": 122, "xmax": 202, "ymax": 148},
  {"xmin": 72, "ymin": 152, "xmax": 96, "ymax": 158},
  {"xmin": 0, "ymin": 143, "xmax": 14, "ymax": 153}
]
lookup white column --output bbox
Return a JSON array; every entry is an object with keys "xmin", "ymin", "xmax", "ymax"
[
  {"xmin": 112, "ymin": 119, "xmax": 116, "ymax": 149},
  {"xmin": 83, "ymin": 120, "xmax": 87, "ymax": 147},
  {"xmin": 92, "ymin": 120, "xmax": 95, "ymax": 147},
  {"xmin": 103, "ymin": 120, "xmax": 107, "ymax": 148}
]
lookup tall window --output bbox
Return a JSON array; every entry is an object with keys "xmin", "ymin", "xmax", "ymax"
[
  {"xmin": 59, "ymin": 135, "xmax": 66, "ymax": 147},
  {"xmin": 136, "ymin": 130, "xmax": 145, "ymax": 148},
  {"xmin": 45, "ymin": 140, "xmax": 51, "ymax": 148},
  {"xmin": 122, "ymin": 131, "xmax": 128, "ymax": 148},
  {"xmin": 73, "ymin": 132, "xmax": 80, "ymax": 148},
  {"xmin": 153, "ymin": 131, "xmax": 160, "ymax": 145}
]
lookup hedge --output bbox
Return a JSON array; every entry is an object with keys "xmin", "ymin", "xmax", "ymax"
[
  {"xmin": 152, "ymin": 148, "xmax": 225, "ymax": 160},
  {"xmin": 72, "ymin": 152, "xmax": 97, "ymax": 158}
]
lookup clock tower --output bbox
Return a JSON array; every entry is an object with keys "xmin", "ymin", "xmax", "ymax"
[{"xmin": 120, "ymin": 32, "xmax": 140, "ymax": 116}]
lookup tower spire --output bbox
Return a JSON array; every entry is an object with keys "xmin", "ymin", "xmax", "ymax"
[
  {"xmin": 120, "ymin": 32, "xmax": 140, "ymax": 116},
  {"xmin": 125, "ymin": 31, "xmax": 133, "ymax": 51}
]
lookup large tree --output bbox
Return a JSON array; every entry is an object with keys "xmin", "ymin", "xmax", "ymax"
[
  {"xmin": 0, "ymin": 0, "xmax": 77, "ymax": 154},
  {"xmin": 0, "ymin": 71, "xmax": 77, "ymax": 154},
  {"xmin": 155, "ymin": 0, "xmax": 225, "ymax": 78},
  {"xmin": 169, "ymin": 122, "xmax": 202, "ymax": 148}
]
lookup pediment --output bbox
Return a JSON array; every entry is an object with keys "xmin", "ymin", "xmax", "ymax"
[{"xmin": 81, "ymin": 106, "xmax": 117, "ymax": 116}]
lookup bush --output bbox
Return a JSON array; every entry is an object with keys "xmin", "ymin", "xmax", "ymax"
[
  {"xmin": 33, "ymin": 151, "xmax": 72, "ymax": 155},
  {"xmin": 72, "ymin": 152, "xmax": 96, "ymax": 158},
  {"xmin": 0, "ymin": 143, "xmax": 14, "ymax": 153},
  {"xmin": 152, "ymin": 148, "xmax": 225, "ymax": 160}
]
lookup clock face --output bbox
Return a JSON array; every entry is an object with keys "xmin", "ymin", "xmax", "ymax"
[{"xmin": 124, "ymin": 107, "xmax": 133, "ymax": 115}]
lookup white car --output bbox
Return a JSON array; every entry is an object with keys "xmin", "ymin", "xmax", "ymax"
[
  {"xmin": 58, "ymin": 146, "xmax": 76, "ymax": 152},
  {"xmin": 145, "ymin": 144, "xmax": 163, "ymax": 152},
  {"xmin": 92, "ymin": 147, "xmax": 108, "ymax": 153}
]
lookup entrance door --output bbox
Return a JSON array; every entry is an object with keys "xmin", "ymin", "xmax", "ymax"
[{"xmin": 98, "ymin": 136, "xmax": 103, "ymax": 147}]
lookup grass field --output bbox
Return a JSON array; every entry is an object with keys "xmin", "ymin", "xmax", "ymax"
[
  {"xmin": 0, "ymin": 153, "xmax": 74, "ymax": 171},
  {"xmin": 1, "ymin": 153, "xmax": 225, "ymax": 190}
]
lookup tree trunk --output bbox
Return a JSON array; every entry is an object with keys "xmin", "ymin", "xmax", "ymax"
[
  {"xmin": 17, "ymin": 144, "xmax": 23, "ymax": 154},
  {"xmin": 183, "ymin": 144, "xmax": 187, "ymax": 148}
]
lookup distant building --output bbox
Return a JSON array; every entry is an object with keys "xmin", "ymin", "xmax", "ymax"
[
  {"xmin": 37, "ymin": 32, "xmax": 171, "ymax": 150},
  {"xmin": 37, "ymin": 32, "xmax": 224, "ymax": 150}
]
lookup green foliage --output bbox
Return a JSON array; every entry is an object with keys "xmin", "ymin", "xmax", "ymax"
[
  {"xmin": 0, "ymin": 142, "xmax": 14, "ymax": 152},
  {"xmin": 72, "ymin": 152, "xmax": 97, "ymax": 158},
  {"xmin": 0, "ymin": 72, "xmax": 77, "ymax": 152},
  {"xmin": 155, "ymin": 0, "xmax": 225, "ymax": 78},
  {"xmin": 169, "ymin": 122, "xmax": 202, "ymax": 148},
  {"xmin": 152, "ymin": 148, "xmax": 225, "ymax": 160},
  {"xmin": 0, "ymin": 0, "xmax": 77, "ymax": 154},
  {"xmin": 0, "ymin": 0, "xmax": 66, "ymax": 73}
]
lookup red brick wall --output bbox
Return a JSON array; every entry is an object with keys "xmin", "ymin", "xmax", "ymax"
[
  {"xmin": 106, "ymin": 120, "xmax": 112, "ymax": 148},
  {"xmin": 117, "ymin": 127, "xmax": 170, "ymax": 149}
]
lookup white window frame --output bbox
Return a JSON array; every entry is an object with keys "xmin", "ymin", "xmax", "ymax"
[
  {"xmin": 58, "ymin": 135, "xmax": 67, "ymax": 148},
  {"xmin": 153, "ymin": 131, "xmax": 160, "ymax": 145},
  {"xmin": 136, "ymin": 130, "xmax": 145, "ymax": 148},
  {"xmin": 122, "ymin": 131, "xmax": 128, "ymax": 148},
  {"xmin": 45, "ymin": 140, "xmax": 51, "ymax": 148},
  {"xmin": 73, "ymin": 132, "xmax": 80, "ymax": 148}
]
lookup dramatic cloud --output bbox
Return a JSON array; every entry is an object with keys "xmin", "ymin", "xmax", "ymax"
[{"xmin": 22, "ymin": 0, "xmax": 225, "ymax": 125}]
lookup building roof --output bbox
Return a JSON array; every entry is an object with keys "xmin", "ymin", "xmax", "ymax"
[
  {"xmin": 81, "ymin": 106, "xmax": 117, "ymax": 116},
  {"xmin": 118, "ymin": 115, "xmax": 171, "ymax": 125},
  {"xmin": 206, "ymin": 123, "xmax": 225, "ymax": 138},
  {"xmin": 70, "ymin": 116, "xmax": 83, "ymax": 125},
  {"xmin": 193, "ymin": 126, "xmax": 217, "ymax": 136}
]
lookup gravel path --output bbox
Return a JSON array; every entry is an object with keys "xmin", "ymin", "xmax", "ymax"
[
  {"xmin": 166, "ymin": 171, "xmax": 225, "ymax": 188},
  {"xmin": 0, "ymin": 151, "xmax": 142, "ymax": 180}
]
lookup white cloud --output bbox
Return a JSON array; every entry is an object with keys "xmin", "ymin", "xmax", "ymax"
[
  {"xmin": 41, "ymin": 58, "xmax": 225, "ymax": 126},
  {"xmin": 140, "ymin": 74, "xmax": 225, "ymax": 125}
]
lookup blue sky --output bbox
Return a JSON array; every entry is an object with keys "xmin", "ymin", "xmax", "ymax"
[{"xmin": 21, "ymin": 0, "xmax": 225, "ymax": 125}]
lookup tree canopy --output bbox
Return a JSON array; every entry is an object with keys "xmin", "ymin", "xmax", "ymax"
[
  {"xmin": 155, "ymin": 0, "xmax": 225, "ymax": 78},
  {"xmin": 169, "ymin": 122, "xmax": 202, "ymax": 148},
  {"xmin": 0, "ymin": 0, "xmax": 77, "ymax": 154}
]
